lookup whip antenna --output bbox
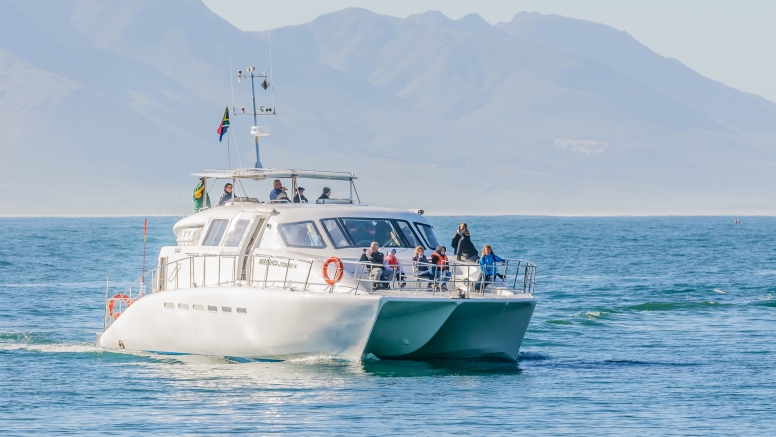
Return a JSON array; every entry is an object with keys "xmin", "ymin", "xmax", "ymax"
[{"xmin": 269, "ymin": 20, "xmax": 276, "ymax": 112}]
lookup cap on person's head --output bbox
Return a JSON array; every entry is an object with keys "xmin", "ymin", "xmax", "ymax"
[
  {"xmin": 323, "ymin": 187, "xmax": 331, "ymax": 194},
  {"xmin": 390, "ymin": 249, "xmax": 397, "ymax": 254},
  {"xmin": 297, "ymin": 187, "xmax": 305, "ymax": 192}
]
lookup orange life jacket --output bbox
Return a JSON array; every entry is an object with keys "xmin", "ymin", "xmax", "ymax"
[{"xmin": 432, "ymin": 252, "xmax": 448, "ymax": 267}]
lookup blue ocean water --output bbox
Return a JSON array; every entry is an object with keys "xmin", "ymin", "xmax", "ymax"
[{"xmin": 1, "ymin": 216, "xmax": 774, "ymax": 435}]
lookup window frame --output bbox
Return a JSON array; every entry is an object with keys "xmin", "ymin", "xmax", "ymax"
[
  {"xmin": 414, "ymin": 222, "xmax": 439, "ymax": 249},
  {"xmin": 320, "ymin": 218, "xmax": 353, "ymax": 249},
  {"xmin": 201, "ymin": 218, "xmax": 230, "ymax": 247},
  {"xmin": 277, "ymin": 220, "xmax": 328, "ymax": 249},
  {"xmin": 334, "ymin": 217, "xmax": 423, "ymax": 249}
]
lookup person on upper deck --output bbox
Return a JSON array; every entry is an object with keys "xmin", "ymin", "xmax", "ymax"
[
  {"xmin": 269, "ymin": 179, "xmax": 284, "ymax": 201},
  {"xmin": 293, "ymin": 187, "xmax": 308, "ymax": 203},
  {"xmin": 318, "ymin": 187, "xmax": 331, "ymax": 201},
  {"xmin": 217, "ymin": 182, "xmax": 233, "ymax": 206},
  {"xmin": 451, "ymin": 222, "xmax": 468, "ymax": 255},
  {"xmin": 456, "ymin": 229, "xmax": 479, "ymax": 262},
  {"xmin": 193, "ymin": 177, "xmax": 211, "ymax": 211},
  {"xmin": 475, "ymin": 244, "xmax": 505, "ymax": 292},
  {"xmin": 411, "ymin": 246, "xmax": 433, "ymax": 288},
  {"xmin": 359, "ymin": 242, "xmax": 392, "ymax": 290},
  {"xmin": 430, "ymin": 245, "xmax": 451, "ymax": 290}
]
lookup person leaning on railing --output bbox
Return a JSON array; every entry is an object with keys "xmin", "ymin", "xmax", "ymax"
[
  {"xmin": 475, "ymin": 244, "xmax": 504, "ymax": 292},
  {"xmin": 411, "ymin": 246, "xmax": 433, "ymax": 289},
  {"xmin": 430, "ymin": 246, "xmax": 451, "ymax": 291}
]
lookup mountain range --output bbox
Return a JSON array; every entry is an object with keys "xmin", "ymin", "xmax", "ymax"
[{"xmin": 1, "ymin": 0, "xmax": 774, "ymax": 215}]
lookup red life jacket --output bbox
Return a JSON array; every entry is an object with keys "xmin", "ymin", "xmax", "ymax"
[{"xmin": 432, "ymin": 252, "xmax": 448, "ymax": 267}]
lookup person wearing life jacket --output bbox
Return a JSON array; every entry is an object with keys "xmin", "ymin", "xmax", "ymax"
[
  {"xmin": 385, "ymin": 249, "xmax": 406, "ymax": 288},
  {"xmin": 193, "ymin": 177, "xmax": 211, "ymax": 211},
  {"xmin": 475, "ymin": 244, "xmax": 504, "ymax": 292},
  {"xmin": 430, "ymin": 245, "xmax": 451, "ymax": 290}
]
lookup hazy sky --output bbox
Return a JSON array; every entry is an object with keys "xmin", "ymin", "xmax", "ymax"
[{"xmin": 203, "ymin": 0, "xmax": 776, "ymax": 103}]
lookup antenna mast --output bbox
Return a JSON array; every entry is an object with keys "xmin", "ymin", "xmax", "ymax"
[{"xmin": 235, "ymin": 29, "xmax": 276, "ymax": 169}]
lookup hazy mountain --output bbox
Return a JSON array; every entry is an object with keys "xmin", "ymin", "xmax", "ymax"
[{"xmin": 0, "ymin": 1, "xmax": 774, "ymax": 216}]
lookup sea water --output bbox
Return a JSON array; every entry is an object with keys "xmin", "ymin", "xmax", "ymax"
[{"xmin": 1, "ymin": 216, "xmax": 774, "ymax": 435}]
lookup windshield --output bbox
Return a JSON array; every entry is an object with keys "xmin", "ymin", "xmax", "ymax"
[
  {"xmin": 338, "ymin": 218, "xmax": 420, "ymax": 248},
  {"xmin": 415, "ymin": 223, "xmax": 439, "ymax": 248}
]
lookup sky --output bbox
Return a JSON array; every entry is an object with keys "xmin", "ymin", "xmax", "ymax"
[{"xmin": 203, "ymin": 0, "xmax": 776, "ymax": 103}]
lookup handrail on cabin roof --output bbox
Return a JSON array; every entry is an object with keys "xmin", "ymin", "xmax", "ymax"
[{"xmin": 191, "ymin": 168, "xmax": 356, "ymax": 181}]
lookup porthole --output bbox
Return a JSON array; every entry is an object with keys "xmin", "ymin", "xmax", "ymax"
[
  {"xmin": 222, "ymin": 306, "xmax": 232, "ymax": 313},
  {"xmin": 236, "ymin": 307, "xmax": 247, "ymax": 314},
  {"xmin": 193, "ymin": 304, "xmax": 204, "ymax": 311},
  {"xmin": 208, "ymin": 305, "xmax": 218, "ymax": 312},
  {"xmin": 164, "ymin": 302, "xmax": 174, "ymax": 309},
  {"xmin": 178, "ymin": 303, "xmax": 189, "ymax": 310}
]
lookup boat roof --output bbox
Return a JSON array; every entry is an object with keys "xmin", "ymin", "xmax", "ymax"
[{"xmin": 191, "ymin": 168, "xmax": 356, "ymax": 181}]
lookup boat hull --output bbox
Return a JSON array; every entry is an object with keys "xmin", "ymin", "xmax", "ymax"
[{"xmin": 100, "ymin": 288, "xmax": 536, "ymax": 361}]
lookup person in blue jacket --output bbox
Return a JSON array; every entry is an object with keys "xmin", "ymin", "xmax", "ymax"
[{"xmin": 475, "ymin": 244, "xmax": 504, "ymax": 292}]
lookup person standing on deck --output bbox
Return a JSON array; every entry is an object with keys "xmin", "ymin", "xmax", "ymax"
[
  {"xmin": 451, "ymin": 222, "xmax": 468, "ymax": 255},
  {"xmin": 193, "ymin": 177, "xmax": 211, "ymax": 211}
]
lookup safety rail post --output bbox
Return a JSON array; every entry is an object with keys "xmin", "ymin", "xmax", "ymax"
[
  {"xmin": 304, "ymin": 259, "xmax": 312, "ymax": 291},
  {"xmin": 263, "ymin": 256, "xmax": 270, "ymax": 288},
  {"xmin": 283, "ymin": 258, "xmax": 291, "ymax": 288}
]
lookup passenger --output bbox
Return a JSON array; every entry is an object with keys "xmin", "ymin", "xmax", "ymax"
[
  {"xmin": 269, "ymin": 179, "xmax": 283, "ymax": 201},
  {"xmin": 475, "ymin": 244, "xmax": 505, "ymax": 292},
  {"xmin": 451, "ymin": 222, "xmax": 468, "ymax": 255},
  {"xmin": 456, "ymin": 229, "xmax": 479, "ymax": 262},
  {"xmin": 217, "ymin": 182, "xmax": 233, "ymax": 206},
  {"xmin": 385, "ymin": 249, "xmax": 407, "ymax": 288},
  {"xmin": 193, "ymin": 177, "xmax": 211, "ymax": 211},
  {"xmin": 430, "ymin": 245, "xmax": 451, "ymax": 290},
  {"xmin": 411, "ymin": 246, "xmax": 433, "ymax": 288},
  {"xmin": 293, "ymin": 187, "xmax": 308, "ymax": 203},
  {"xmin": 318, "ymin": 187, "xmax": 331, "ymax": 201},
  {"xmin": 359, "ymin": 242, "xmax": 393, "ymax": 290}
]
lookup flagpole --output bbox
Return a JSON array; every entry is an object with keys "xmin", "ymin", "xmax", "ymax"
[
  {"xmin": 226, "ymin": 101, "xmax": 231, "ymax": 170},
  {"xmin": 141, "ymin": 218, "xmax": 147, "ymax": 295}
]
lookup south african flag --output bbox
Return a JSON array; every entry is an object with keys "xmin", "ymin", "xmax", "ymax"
[{"xmin": 216, "ymin": 106, "xmax": 229, "ymax": 142}]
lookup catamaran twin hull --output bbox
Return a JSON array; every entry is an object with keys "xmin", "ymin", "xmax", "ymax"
[{"xmin": 100, "ymin": 287, "xmax": 536, "ymax": 361}]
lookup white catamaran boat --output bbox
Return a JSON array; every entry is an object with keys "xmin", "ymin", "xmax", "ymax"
[{"xmin": 97, "ymin": 65, "xmax": 538, "ymax": 361}]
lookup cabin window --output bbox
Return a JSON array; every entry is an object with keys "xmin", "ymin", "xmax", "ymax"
[
  {"xmin": 395, "ymin": 220, "xmax": 422, "ymax": 248},
  {"xmin": 415, "ymin": 223, "xmax": 440, "ymax": 249},
  {"xmin": 278, "ymin": 221, "xmax": 326, "ymax": 248},
  {"xmin": 339, "ymin": 218, "xmax": 413, "ymax": 248},
  {"xmin": 202, "ymin": 219, "xmax": 229, "ymax": 246},
  {"xmin": 223, "ymin": 219, "xmax": 251, "ymax": 247},
  {"xmin": 321, "ymin": 219, "xmax": 352, "ymax": 248}
]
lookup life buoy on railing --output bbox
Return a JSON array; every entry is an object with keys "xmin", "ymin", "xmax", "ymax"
[
  {"xmin": 322, "ymin": 257, "xmax": 344, "ymax": 285},
  {"xmin": 108, "ymin": 294, "xmax": 132, "ymax": 319}
]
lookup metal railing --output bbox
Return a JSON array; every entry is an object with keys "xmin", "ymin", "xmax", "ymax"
[{"xmin": 104, "ymin": 254, "xmax": 536, "ymax": 329}]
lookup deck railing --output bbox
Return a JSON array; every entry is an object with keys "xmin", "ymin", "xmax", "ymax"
[{"xmin": 104, "ymin": 254, "xmax": 536, "ymax": 329}]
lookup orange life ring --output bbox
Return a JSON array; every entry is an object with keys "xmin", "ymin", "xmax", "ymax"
[
  {"xmin": 322, "ymin": 257, "xmax": 344, "ymax": 285},
  {"xmin": 108, "ymin": 294, "xmax": 131, "ymax": 319}
]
